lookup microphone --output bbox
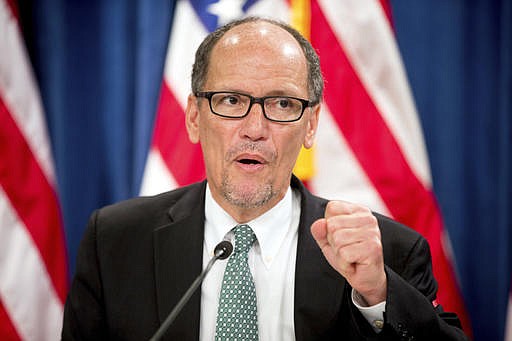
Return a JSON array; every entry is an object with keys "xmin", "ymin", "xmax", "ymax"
[
  {"xmin": 214, "ymin": 240, "xmax": 233, "ymax": 260},
  {"xmin": 149, "ymin": 241, "xmax": 233, "ymax": 341}
]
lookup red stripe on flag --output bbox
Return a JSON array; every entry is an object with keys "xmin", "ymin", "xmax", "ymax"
[
  {"xmin": 311, "ymin": 0, "xmax": 471, "ymax": 332},
  {"xmin": 0, "ymin": 97, "xmax": 68, "ymax": 303},
  {"xmin": 153, "ymin": 83, "xmax": 205, "ymax": 185},
  {"xmin": 5, "ymin": 0, "xmax": 19, "ymax": 22},
  {"xmin": 378, "ymin": 0, "xmax": 394, "ymax": 29},
  {"xmin": 0, "ymin": 300, "xmax": 20, "ymax": 341}
]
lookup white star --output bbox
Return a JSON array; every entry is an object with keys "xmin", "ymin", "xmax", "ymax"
[{"xmin": 207, "ymin": 0, "xmax": 246, "ymax": 26}]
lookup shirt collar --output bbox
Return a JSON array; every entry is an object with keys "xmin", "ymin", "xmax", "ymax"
[{"xmin": 204, "ymin": 183, "xmax": 293, "ymax": 269}]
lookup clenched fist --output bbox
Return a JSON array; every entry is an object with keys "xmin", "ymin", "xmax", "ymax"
[{"xmin": 311, "ymin": 201, "xmax": 387, "ymax": 306}]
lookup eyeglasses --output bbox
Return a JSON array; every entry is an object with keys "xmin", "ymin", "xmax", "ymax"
[{"xmin": 195, "ymin": 91, "xmax": 314, "ymax": 123}]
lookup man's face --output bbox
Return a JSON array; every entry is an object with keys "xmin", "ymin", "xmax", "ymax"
[{"xmin": 186, "ymin": 22, "xmax": 320, "ymax": 222}]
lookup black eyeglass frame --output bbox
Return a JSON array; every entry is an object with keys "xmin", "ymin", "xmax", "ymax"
[{"xmin": 195, "ymin": 91, "xmax": 315, "ymax": 123}]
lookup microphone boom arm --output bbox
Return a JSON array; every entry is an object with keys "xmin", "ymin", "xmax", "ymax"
[{"xmin": 149, "ymin": 241, "xmax": 233, "ymax": 340}]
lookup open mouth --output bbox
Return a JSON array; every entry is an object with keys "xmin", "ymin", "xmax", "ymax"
[
  {"xmin": 234, "ymin": 153, "xmax": 267, "ymax": 170},
  {"xmin": 238, "ymin": 158, "xmax": 262, "ymax": 165}
]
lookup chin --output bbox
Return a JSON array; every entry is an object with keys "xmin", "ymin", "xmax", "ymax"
[{"xmin": 221, "ymin": 178, "xmax": 275, "ymax": 209}]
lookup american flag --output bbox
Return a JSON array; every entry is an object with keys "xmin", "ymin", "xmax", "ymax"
[
  {"xmin": 0, "ymin": 0, "xmax": 67, "ymax": 339},
  {"xmin": 141, "ymin": 0, "xmax": 471, "ymax": 334}
]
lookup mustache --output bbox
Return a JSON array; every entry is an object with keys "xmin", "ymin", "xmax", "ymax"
[{"xmin": 225, "ymin": 142, "xmax": 276, "ymax": 162}]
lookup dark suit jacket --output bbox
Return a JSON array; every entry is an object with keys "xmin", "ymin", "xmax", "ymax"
[{"xmin": 62, "ymin": 176, "xmax": 468, "ymax": 340}]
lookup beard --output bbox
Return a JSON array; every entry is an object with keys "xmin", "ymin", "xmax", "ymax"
[
  {"xmin": 221, "ymin": 141, "xmax": 277, "ymax": 208},
  {"xmin": 220, "ymin": 172, "xmax": 275, "ymax": 209}
]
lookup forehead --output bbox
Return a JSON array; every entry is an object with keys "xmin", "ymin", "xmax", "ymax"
[
  {"xmin": 206, "ymin": 21, "xmax": 308, "ymax": 92},
  {"xmin": 218, "ymin": 21, "xmax": 302, "ymax": 52}
]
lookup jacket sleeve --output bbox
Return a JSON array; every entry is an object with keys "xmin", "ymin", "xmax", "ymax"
[
  {"xmin": 61, "ymin": 210, "xmax": 108, "ymax": 341},
  {"xmin": 353, "ymin": 236, "xmax": 469, "ymax": 341}
]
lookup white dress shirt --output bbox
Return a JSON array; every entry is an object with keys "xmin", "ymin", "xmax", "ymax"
[{"xmin": 199, "ymin": 184, "xmax": 384, "ymax": 340}]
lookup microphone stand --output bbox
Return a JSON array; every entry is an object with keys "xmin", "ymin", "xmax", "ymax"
[{"xmin": 149, "ymin": 241, "xmax": 233, "ymax": 341}]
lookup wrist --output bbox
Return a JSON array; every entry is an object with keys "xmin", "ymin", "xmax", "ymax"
[{"xmin": 358, "ymin": 275, "xmax": 387, "ymax": 306}]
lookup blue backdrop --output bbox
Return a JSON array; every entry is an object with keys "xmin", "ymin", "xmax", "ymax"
[{"xmin": 17, "ymin": 1, "xmax": 511, "ymax": 340}]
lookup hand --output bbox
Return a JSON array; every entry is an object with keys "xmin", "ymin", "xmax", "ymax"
[{"xmin": 311, "ymin": 201, "xmax": 387, "ymax": 305}]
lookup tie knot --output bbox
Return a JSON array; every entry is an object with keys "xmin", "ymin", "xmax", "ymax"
[{"xmin": 233, "ymin": 224, "xmax": 256, "ymax": 254}]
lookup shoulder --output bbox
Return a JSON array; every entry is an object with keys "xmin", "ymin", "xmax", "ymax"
[
  {"xmin": 375, "ymin": 213, "xmax": 424, "ymax": 248},
  {"xmin": 90, "ymin": 181, "xmax": 206, "ymax": 236}
]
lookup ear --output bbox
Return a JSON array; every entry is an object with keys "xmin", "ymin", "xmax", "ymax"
[
  {"xmin": 185, "ymin": 94, "xmax": 200, "ymax": 144},
  {"xmin": 303, "ymin": 103, "xmax": 320, "ymax": 149}
]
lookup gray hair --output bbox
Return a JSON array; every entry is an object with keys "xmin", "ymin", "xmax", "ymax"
[{"xmin": 191, "ymin": 16, "xmax": 324, "ymax": 105}]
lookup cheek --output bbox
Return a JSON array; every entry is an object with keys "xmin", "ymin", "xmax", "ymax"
[
  {"xmin": 201, "ymin": 128, "xmax": 223, "ymax": 160},
  {"xmin": 199, "ymin": 120, "xmax": 236, "ymax": 166},
  {"xmin": 276, "ymin": 128, "xmax": 306, "ymax": 166}
]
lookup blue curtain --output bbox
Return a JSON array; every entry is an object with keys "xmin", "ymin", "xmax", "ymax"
[
  {"xmin": 392, "ymin": 1, "xmax": 512, "ymax": 340},
  {"xmin": 18, "ymin": 1, "xmax": 511, "ymax": 340}
]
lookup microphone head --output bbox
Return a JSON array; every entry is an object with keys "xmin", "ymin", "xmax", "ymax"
[{"xmin": 214, "ymin": 241, "xmax": 233, "ymax": 260}]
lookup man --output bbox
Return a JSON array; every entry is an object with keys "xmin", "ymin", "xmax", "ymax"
[{"xmin": 62, "ymin": 17, "xmax": 468, "ymax": 340}]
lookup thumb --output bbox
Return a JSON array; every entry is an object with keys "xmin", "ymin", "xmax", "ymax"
[{"xmin": 311, "ymin": 218, "xmax": 328, "ymax": 246}]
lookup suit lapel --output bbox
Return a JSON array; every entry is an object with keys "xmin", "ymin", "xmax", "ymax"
[
  {"xmin": 153, "ymin": 182, "xmax": 206, "ymax": 340},
  {"xmin": 292, "ymin": 177, "xmax": 347, "ymax": 340}
]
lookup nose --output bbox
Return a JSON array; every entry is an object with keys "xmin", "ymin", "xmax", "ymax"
[{"xmin": 239, "ymin": 100, "xmax": 269, "ymax": 141}]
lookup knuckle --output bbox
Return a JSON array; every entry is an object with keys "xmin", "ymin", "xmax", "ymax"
[
  {"xmin": 368, "ymin": 214, "xmax": 378, "ymax": 226},
  {"xmin": 326, "ymin": 218, "xmax": 339, "ymax": 234},
  {"xmin": 326, "ymin": 200, "xmax": 344, "ymax": 216},
  {"xmin": 333, "ymin": 230, "xmax": 347, "ymax": 246},
  {"xmin": 337, "ymin": 246, "xmax": 349, "ymax": 260},
  {"xmin": 368, "ymin": 238, "xmax": 383, "ymax": 254},
  {"xmin": 359, "ymin": 212, "xmax": 377, "ymax": 226},
  {"xmin": 339, "ymin": 246, "xmax": 359, "ymax": 264},
  {"xmin": 356, "ymin": 215, "xmax": 373, "ymax": 227},
  {"xmin": 326, "ymin": 200, "xmax": 359, "ymax": 215}
]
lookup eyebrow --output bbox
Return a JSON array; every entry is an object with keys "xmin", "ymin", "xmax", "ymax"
[{"xmin": 212, "ymin": 89, "xmax": 305, "ymax": 98}]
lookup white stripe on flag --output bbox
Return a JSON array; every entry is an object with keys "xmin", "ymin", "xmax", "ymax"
[
  {"xmin": 164, "ymin": 0, "xmax": 207, "ymax": 108},
  {"xmin": 0, "ymin": 188, "xmax": 63, "ymax": 341},
  {"xmin": 0, "ymin": 1, "xmax": 56, "ymax": 185},
  {"xmin": 317, "ymin": 0, "xmax": 433, "ymax": 188},
  {"xmin": 312, "ymin": 106, "xmax": 391, "ymax": 215},
  {"xmin": 140, "ymin": 148, "xmax": 179, "ymax": 196}
]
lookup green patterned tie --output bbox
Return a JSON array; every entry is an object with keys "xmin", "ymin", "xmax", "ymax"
[{"xmin": 215, "ymin": 224, "xmax": 258, "ymax": 340}]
